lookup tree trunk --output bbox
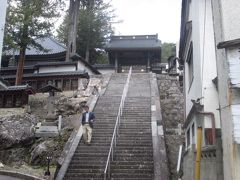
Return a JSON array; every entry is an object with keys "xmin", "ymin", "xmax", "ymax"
[
  {"xmin": 85, "ymin": 0, "xmax": 94, "ymax": 63},
  {"xmin": 15, "ymin": 47, "xmax": 26, "ymax": 85},
  {"xmin": 66, "ymin": 0, "xmax": 80, "ymax": 61},
  {"xmin": 85, "ymin": 41, "xmax": 90, "ymax": 62}
]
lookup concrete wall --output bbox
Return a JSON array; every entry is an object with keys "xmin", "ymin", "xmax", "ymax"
[
  {"xmin": 182, "ymin": 140, "xmax": 223, "ymax": 180},
  {"xmin": 220, "ymin": 0, "xmax": 240, "ymax": 41},
  {"xmin": 211, "ymin": 0, "xmax": 240, "ymax": 179},
  {"xmin": 0, "ymin": 0, "xmax": 7, "ymax": 67}
]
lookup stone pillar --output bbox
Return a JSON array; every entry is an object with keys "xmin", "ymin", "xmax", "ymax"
[
  {"xmin": 147, "ymin": 51, "xmax": 151, "ymax": 72},
  {"xmin": 115, "ymin": 52, "xmax": 118, "ymax": 73}
]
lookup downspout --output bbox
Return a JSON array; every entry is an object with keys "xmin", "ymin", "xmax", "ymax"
[{"xmin": 195, "ymin": 111, "xmax": 216, "ymax": 145}]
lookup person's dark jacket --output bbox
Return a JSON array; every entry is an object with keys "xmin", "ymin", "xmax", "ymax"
[{"xmin": 82, "ymin": 112, "xmax": 95, "ymax": 128}]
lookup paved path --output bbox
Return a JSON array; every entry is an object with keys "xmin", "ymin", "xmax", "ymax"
[{"xmin": 0, "ymin": 175, "xmax": 22, "ymax": 180}]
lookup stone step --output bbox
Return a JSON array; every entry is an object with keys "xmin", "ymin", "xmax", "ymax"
[
  {"xmin": 64, "ymin": 178, "xmax": 103, "ymax": 180},
  {"xmin": 111, "ymin": 178, "xmax": 152, "ymax": 180},
  {"xmin": 111, "ymin": 168, "xmax": 154, "ymax": 174},
  {"xmin": 64, "ymin": 172, "xmax": 103, "ymax": 178},
  {"xmin": 66, "ymin": 168, "xmax": 104, "ymax": 174},
  {"xmin": 111, "ymin": 161, "xmax": 153, "ymax": 166},
  {"xmin": 111, "ymin": 173, "xmax": 153, "ymax": 179}
]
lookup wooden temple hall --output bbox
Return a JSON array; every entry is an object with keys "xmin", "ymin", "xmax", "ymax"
[{"xmin": 105, "ymin": 34, "xmax": 162, "ymax": 72}]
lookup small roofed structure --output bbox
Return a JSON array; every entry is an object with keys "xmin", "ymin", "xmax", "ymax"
[
  {"xmin": 105, "ymin": 34, "xmax": 161, "ymax": 72},
  {"xmin": 39, "ymin": 84, "xmax": 62, "ymax": 97},
  {"xmin": 0, "ymin": 80, "xmax": 35, "ymax": 108}
]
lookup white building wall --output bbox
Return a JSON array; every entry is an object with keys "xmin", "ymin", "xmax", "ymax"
[
  {"xmin": 0, "ymin": 0, "xmax": 8, "ymax": 68},
  {"xmin": 211, "ymin": 0, "xmax": 240, "ymax": 179},
  {"xmin": 220, "ymin": 0, "xmax": 240, "ymax": 41},
  {"xmin": 201, "ymin": 0, "xmax": 220, "ymax": 129},
  {"xmin": 98, "ymin": 69, "xmax": 115, "ymax": 74},
  {"xmin": 77, "ymin": 61, "xmax": 94, "ymax": 75},
  {"xmin": 184, "ymin": 0, "xmax": 221, "ymax": 146},
  {"xmin": 38, "ymin": 65, "xmax": 76, "ymax": 73}
]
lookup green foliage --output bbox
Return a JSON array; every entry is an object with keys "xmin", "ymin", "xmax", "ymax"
[
  {"xmin": 161, "ymin": 42, "xmax": 176, "ymax": 63},
  {"xmin": 56, "ymin": 0, "xmax": 114, "ymax": 64},
  {"xmin": 3, "ymin": 0, "xmax": 65, "ymax": 52}
]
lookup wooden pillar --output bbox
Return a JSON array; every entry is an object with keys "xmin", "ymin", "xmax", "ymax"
[
  {"xmin": 11, "ymin": 94, "xmax": 15, "ymax": 107},
  {"xmin": 70, "ymin": 79, "xmax": 72, "ymax": 90},
  {"xmin": 115, "ymin": 52, "xmax": 118, "ymax": 73},
  {"xmin": 1, "ymin": 94, "xmax": 3, "ymax": 108},
  {"xmin": 147, "ymin": 51, "xmax": 151, "ymax": 72}
]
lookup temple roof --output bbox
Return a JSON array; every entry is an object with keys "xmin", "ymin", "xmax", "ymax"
[
  {"xmin": 0, "ymin": 84, "xmax": 35, "ymax": 94},
  {"xmin": 2, "ymin": 71, "xmax": 89, "ymax": 80},
  {"xmin": 105, "ymin": 34, "xmax": 161, "ymax": 51},
  {"xmin": 4, "ymin": 37, "xmax": 66, "ymax": 56}
]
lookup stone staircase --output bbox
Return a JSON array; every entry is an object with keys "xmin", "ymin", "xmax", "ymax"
[
  {"xmin": 63, "ymin": 74, "xmax": 127, "ymax": 180},
  {"xmin": 111, "ymin": 73, "xmax": 154, "ymax": 180},
  {"xmin": 63, "ymin": 73, "xmax": 154, "ymax": 180}
]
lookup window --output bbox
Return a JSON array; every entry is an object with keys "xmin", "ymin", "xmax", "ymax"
[
  {"xmin": 186, "ymin": 42, "xmax": 194, "ymax": 89},
  {"xmin": 186, "ymin": 128, "xmax": 190, "ymax": 148},
  {"xmin": 192, "ymin": 123, "xmax": 195, "ymax": 144}
]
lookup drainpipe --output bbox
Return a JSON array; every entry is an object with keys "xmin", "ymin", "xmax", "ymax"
[
  {"xmin": 195, "ymin": 126, "xmax": 203, "ymax": 180},
  {"xmin": 195, "ymin": 111, "xmax": 216, "ymax": 145}
]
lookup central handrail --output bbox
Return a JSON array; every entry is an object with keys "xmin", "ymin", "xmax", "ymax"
[{"xmin": 103, "ymin": 67, "xmax": 132, "ymax": 180}]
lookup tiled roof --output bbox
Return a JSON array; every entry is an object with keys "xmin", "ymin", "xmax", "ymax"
[
  {"xmin": 2, "ymin": 71, "xmax": 89, "ymax": 79},
  {"xmin": 105, "ymin": 34, "xmax": 161, "ymax": 50},
  {"xmin": 4, "ymin": 37, "xmax": 66, "ymax": 56},
  {"xmin": 93, "ymin": 64, "xmax": 115, "ymax": 69},
  {"xmin": 0, "ymin": 84, "xmax": 35, "ymax": 94}
]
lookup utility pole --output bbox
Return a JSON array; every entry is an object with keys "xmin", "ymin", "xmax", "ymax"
[
  {"xmin": 66, "ymin": 0, "xmax": 80, "ymax": 61},
  {"xmin": 0, "ymin": 0, "xmax": 8, "ymax": 69}
]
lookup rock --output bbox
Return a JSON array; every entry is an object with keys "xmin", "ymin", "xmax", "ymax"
[
  {"xmin": 0, "ymin": 114, "xmax": 37, "ymax": 150},
  {"xmin": 30, "ymin": 141, "xmax": 48, "ymax": 165}
]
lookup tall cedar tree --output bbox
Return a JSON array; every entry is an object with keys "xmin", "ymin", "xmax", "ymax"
[
  {"xmin": 57, "ymin": 0, "xmax": 114, "ymax": 64},
  {"xmin": 4, "ymin": 0, "xmax": 64, "ymax": 85}
]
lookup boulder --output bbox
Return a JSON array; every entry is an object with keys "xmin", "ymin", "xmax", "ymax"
[
  {"xmin": 0, "ymin": 114, "xmax": 37, "ymax": 150},
  {"xmin": 30, "ymin": 141, "xmax": 48, "ymax": 165}
]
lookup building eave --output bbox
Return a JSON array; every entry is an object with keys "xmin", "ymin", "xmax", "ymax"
[{"xmin": 217, "ymin": 38, "xmax": 240, "ymax": 49}]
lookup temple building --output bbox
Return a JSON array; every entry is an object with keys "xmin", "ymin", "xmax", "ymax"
[
  {"xmin": 0, "ymin": 37, "xmax": 100, "ymax": 92},
  {"xmin": 105, "ymin": 34, "xmax": 162, "ymax": 72}
]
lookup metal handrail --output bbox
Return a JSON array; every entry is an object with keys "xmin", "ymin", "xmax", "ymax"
[{"xmin": 104, "ymin": 67, "xmax": 132, "ymax": 180}]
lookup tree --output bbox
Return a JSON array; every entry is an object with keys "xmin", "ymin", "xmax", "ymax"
[
  {"xmin": 161, "ymin": 42, "xmax": 176, "ymax": 63},
  {"xmin": 4, "ymin": 0, "xmax": 64, "ymax": 85},
  {"xmin": 57, "ymin": 0, "xmax": 114, "ymax": 64},
  {"xmin": 65, "ymin": 0, "xmax": 80, "ymax": 61}
]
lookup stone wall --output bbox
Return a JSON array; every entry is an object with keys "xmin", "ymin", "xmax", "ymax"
[{"xmin": 157, "ymin": 74, "xmax": 184, "ymax": 177}]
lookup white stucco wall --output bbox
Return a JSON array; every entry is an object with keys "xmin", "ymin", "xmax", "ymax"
[
  {"xmin": 220, "ymin": 0, "xmax": 240, "ymax": 41},
  {"xmin": 98, "ymin": 69, "xmax": 115, "ymax": 74},
  {"xmin": 0, "ymin": 0, "xmax": 8, "ymax": 68},
  {"xmin": 38, "ymin": 65, "xmax": 76, "ymax": 73},
  {"xmin": 77, "ymin": 61, "xmax": 94, "ymax": 75},
  {"xmin": 201, "ymin": 0, "xmax": 221, "ymax": 129},
  {"xmin": 184, "ymin": 0, "xmax": 221, "ymax": 130},
  {"xmin": 184, "ymin": 0, "xmax": 203, "ymax": 117}
]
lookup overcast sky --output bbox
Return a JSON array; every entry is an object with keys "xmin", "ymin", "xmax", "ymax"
[{"xmin": 110, "ymin": 0, "xmax": 182, "ymax": 43}]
